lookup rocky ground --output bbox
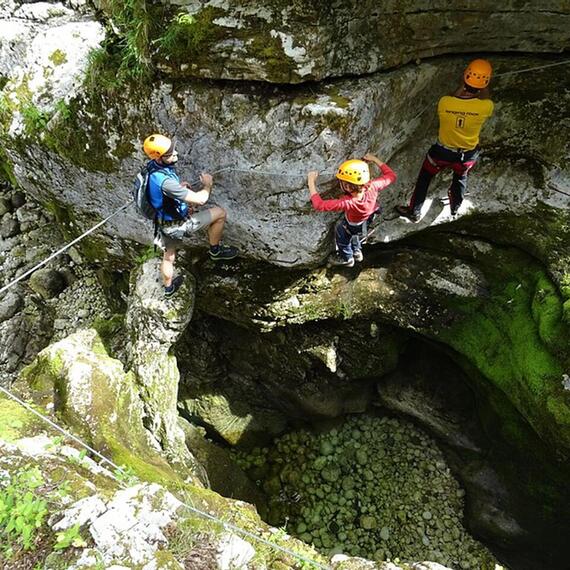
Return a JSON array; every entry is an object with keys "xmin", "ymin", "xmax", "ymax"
[
  {"xmin": 0, "ymin": 180, "xmax": 113, "ymax": 387},
  {"xmin": 232, "ymin": 414, "xmax": 497, "ymax": 569}
]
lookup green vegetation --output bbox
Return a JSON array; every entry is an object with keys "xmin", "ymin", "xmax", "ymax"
[
  {"xmin": 48, "ymin": 49, "xmax": 68, "ymax": 66},
  {"xmin": 134, "ymin": 245, "xmax": 160, "ymax": 265},
  {"xmin": 20, "ymin": 103, "xmax": 50, "ymax": 136},
  {"xmin": 53, "ymin": 523, "xmax": 87, "ymax": 551},
  {"xmin": 0, "ymin": 466, "xmax": 48, "ymax": 558},
  {"xmin": 92, "ymin": 314, "xmax": 124, "ymax": 349},
  {"xmin": 0, "ymin": 93, "xmax": 12, "ymax": 130},
  {"xmin": 98, "ymin": 0, "xmax": 153, "ymax": 81},
  {"xmin": 157, "ymin": 10, "xmax": 216, "ymax": 60},
  {"xmin": 0, "ymin": 399, "xmax": 44, "ymax": 442},
  {"xmin": 437, "ymin": 250, "xmax": 570, "ymax": 453}
]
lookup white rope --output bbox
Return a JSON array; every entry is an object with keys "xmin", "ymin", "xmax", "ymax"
[
  {"xmin": 494, "ymin": 58, "xmax": 570, "ymax": 78},
  {"xmin": 0, "ymin": 201, "xmax": 133, "ymax": 296},
  {"xmin": 0, "ymin": 384, "xmax": 329, "ymax": 569}
]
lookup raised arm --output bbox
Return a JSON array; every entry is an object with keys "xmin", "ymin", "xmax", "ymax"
[
  {"xmin": 363, "ymin": 153, "xmax": 397, "ymax": 189},
  {"xmin": 307, "ymin": 170, "xmax": 349, "ymax": 212},
  {"xmin": 307, "ymin": 170, "xmax": 319, "ymax": 197},
  {"xmin": 178, "ymin": 173, "xmax": 212, "ymax": 206}
]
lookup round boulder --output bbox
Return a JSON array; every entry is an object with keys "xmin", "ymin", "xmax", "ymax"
[{"xmin": 28, "ymin": 268, "xmax": 67, "ymax": 299}]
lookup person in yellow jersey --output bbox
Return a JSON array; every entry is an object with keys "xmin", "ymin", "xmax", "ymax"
[{"xmin": 396, "ymin": 59, "xmax": 494, "ymax": 222}]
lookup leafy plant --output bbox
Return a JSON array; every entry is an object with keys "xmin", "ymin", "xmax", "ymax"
[
  {"xmin": 54, "ymin": 523, "xmax": 87, "ymax": 550},
  {"xmin": 134, "ymin": 245, "xmax": 159, "ymax": 265},
  {"xmin": 157, "ymin": 8, "xmax": 216, "ymax": 60},
  {"xmin": 54, "ymin": 99, "xmax": 71, "ymax": 121},
  {"xmin": 20, "ymin": 103, "xmax": 50, "ymax": 136},
  {"xmin": 113, "ymin": 464, "xmax": 139, "ymax": 486},
  {"xmin": 47, "ymin": 435, "xmax": 64, "ymax": 450},
  {"xmin": 100, "ymin": 0, "xmax": 153, "ymax": 80},
  {"xmin": 0, "ymin": 466, "xmax": 48, "ymax": 555}
]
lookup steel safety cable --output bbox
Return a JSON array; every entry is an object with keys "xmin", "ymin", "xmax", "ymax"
[
  {"xmin": 0, "ymin": 384, "xmax": 330, "ymax": 569},
  {"xmin": 0, "ymin": 201, "xmax": 133, "ymax": 296},
  {"xmin": 0, "ymin": 167, "xmax": 237, "ymax": 295},
  {"xmin": 494, "ymin": 58, "xmax": 570, "ymax": 78}
]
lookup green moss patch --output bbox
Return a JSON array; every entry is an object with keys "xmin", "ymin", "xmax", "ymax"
[
  {"xmin": 0, "ymin": 398, "xmax": 47, "ymax": 443},
  {"xmin": 437, "ymin": 250, "xmax": 570, "ymax": 454},
  {"xmin": 48, "ymin": 50, "xmax": 68, "ymax": 66}
]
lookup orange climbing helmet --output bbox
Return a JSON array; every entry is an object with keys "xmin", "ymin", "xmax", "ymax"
[
  {"xmin": 336, "ymin": 159, "xmax": 370, "ymax": 185},
  {"xmin": 464, "ymin": 59, "xmax": 492, "ymax": 89},
  {"xmin": 143, "ymin": 134, "xmax": 174, "ymax": 160}
]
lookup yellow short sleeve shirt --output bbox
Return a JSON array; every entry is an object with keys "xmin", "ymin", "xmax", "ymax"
[{"xmin": 437, "ymin": 96, "xmax": 494, "ymax": 150}]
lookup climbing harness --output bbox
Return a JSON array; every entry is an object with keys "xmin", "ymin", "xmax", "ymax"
[{"xmin": 0, "ymin": 384, "xmax": 330, "ymax": 570}]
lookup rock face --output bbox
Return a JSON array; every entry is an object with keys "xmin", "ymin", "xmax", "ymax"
[
  {"xmin": 126, "ymin": 259, "xmax": 196, "ymax": 472},
  {"xmin": 17, "ymin": 327, "xmax": 200, "ymax": 485},
  {"xmin": 0, "ymin": 0, "xmax": 104, "ymax": 135},
  {"xmin": 0, "ymin": 394, "xmax": 324, "ymax": 570},
  {"xmin": 178, "ymin": 312, "xmax": 403, "ymax": 445},
  {"xmin": 96, "ymin": 0, "xmax": 570, "ymax": 83},
  {"xmin": 2, "ymin": 54, "xmax": 569, "ymax": 272}
]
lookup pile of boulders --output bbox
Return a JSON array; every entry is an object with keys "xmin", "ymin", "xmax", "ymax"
[{"xmin": 233, "ymin": 414, "xmax": 498, "ymax": 569}]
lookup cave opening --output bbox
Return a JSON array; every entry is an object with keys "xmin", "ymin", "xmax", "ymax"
[{"xmin": 177, "ymin": 321, "xmax": 570, "ymax": 570}]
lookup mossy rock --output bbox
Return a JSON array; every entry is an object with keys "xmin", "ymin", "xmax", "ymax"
[{"xmin": 18, "ymin": 329, "xmax": 183, "ymax": 486}]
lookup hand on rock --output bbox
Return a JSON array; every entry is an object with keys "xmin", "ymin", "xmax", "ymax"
[
  {"xmin": 307, "ymin": 170, "xmax": 319, "ymax": 184},
  {"xmin": 200, "ymin": 173, "xmax": 213, "ymax": 188}
]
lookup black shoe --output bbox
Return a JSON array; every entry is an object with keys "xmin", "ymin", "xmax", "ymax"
[
  {"xmin": 395, "ymin": 205, "xmax": 421, "ymax": 223},
  {"xmin": 209, "ymin": 244, "xmax": 239, "ymax": 261},
  {"xmin": 328, "ymin": 253, "xmax": 355, "ymax": 267},
  {"xmin": 164, "ymin": 275, "xmax": 184, "ymax": 298}
]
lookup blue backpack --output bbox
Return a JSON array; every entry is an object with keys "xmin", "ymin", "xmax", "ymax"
[{"xmin": 132, "ymin": 165, "xmax": 156, "ymax": 220}]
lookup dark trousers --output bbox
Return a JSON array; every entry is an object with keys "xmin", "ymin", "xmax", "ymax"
[
  {"xmin": 335, "ymin": 210, "xmax": 379, "ymax": 261},
  {"xmin": 409, "ymin": 143, "xmax": 480, "ymax": 215}
]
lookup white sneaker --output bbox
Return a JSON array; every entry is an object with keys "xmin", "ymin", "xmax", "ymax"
[
  {"xmin": 153, "ymin": 233, "xmax": 165, "ymax": 251},
  {"xmin": 354, "ymin": 250, "xmax": 364, "ymax": 262}
]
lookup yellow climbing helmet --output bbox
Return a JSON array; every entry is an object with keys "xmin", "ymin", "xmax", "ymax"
[
  {"xmin": 143, "ymin": 134, "xmax": 174, "ymax": 160},
  {"xmin": 464, "ymin": 59, "xmax": 492, "ymax": 89},
  {"xmin": 336, "ymin": 159, "xmax": 370, "ymax": 185}
]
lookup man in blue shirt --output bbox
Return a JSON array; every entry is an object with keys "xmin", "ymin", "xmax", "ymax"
[{"xmin": 143, "ymin": 134, "xmax": 238, "ymax": 297}]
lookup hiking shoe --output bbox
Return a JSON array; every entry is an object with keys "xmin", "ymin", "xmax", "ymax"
[
  {"xmin": 354, "ymin": 250, "xmax": 364, "ymax": 262},
  {"xmin": 209, "ymin": 244, "xmax": 239, "ymax": 261},
  {"xmin": 153, "ymin": 233, "xmax": 165, "ymax": 252},
  {"xmin": 395, "ymin": 205, "xmax": 421, "ymax": 223},
  {"xmin": 328, "ymin": 253, "xmax": 355, "ymax": 267},
  {"xmin": 164, "ymin": 275, "xmax": 184, "ymax": 298}
]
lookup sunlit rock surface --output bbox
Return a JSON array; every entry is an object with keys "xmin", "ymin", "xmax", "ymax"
[{"xmin": 97, "ymin": 0, "xmax": 570, "ymax": 82}]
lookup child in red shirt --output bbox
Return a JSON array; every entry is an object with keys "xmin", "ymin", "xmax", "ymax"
[{"xmin": 308, "ymin": 153, "xmax": 397, "ymax": 266}]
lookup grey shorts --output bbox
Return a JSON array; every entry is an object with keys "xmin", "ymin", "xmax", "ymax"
[{"xmin": 160, "ymin": 209, "xmax": 213, "ymax": 248}]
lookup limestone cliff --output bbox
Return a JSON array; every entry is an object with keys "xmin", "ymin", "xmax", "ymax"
[{"xmin": 1, "ymin": 1, "xmax": 569, "ymax": 569}]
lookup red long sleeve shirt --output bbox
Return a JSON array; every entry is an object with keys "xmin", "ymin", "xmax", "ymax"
[{"xmin": 310, "ymin": 163, "xmax": 397, "ymax": 224}]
